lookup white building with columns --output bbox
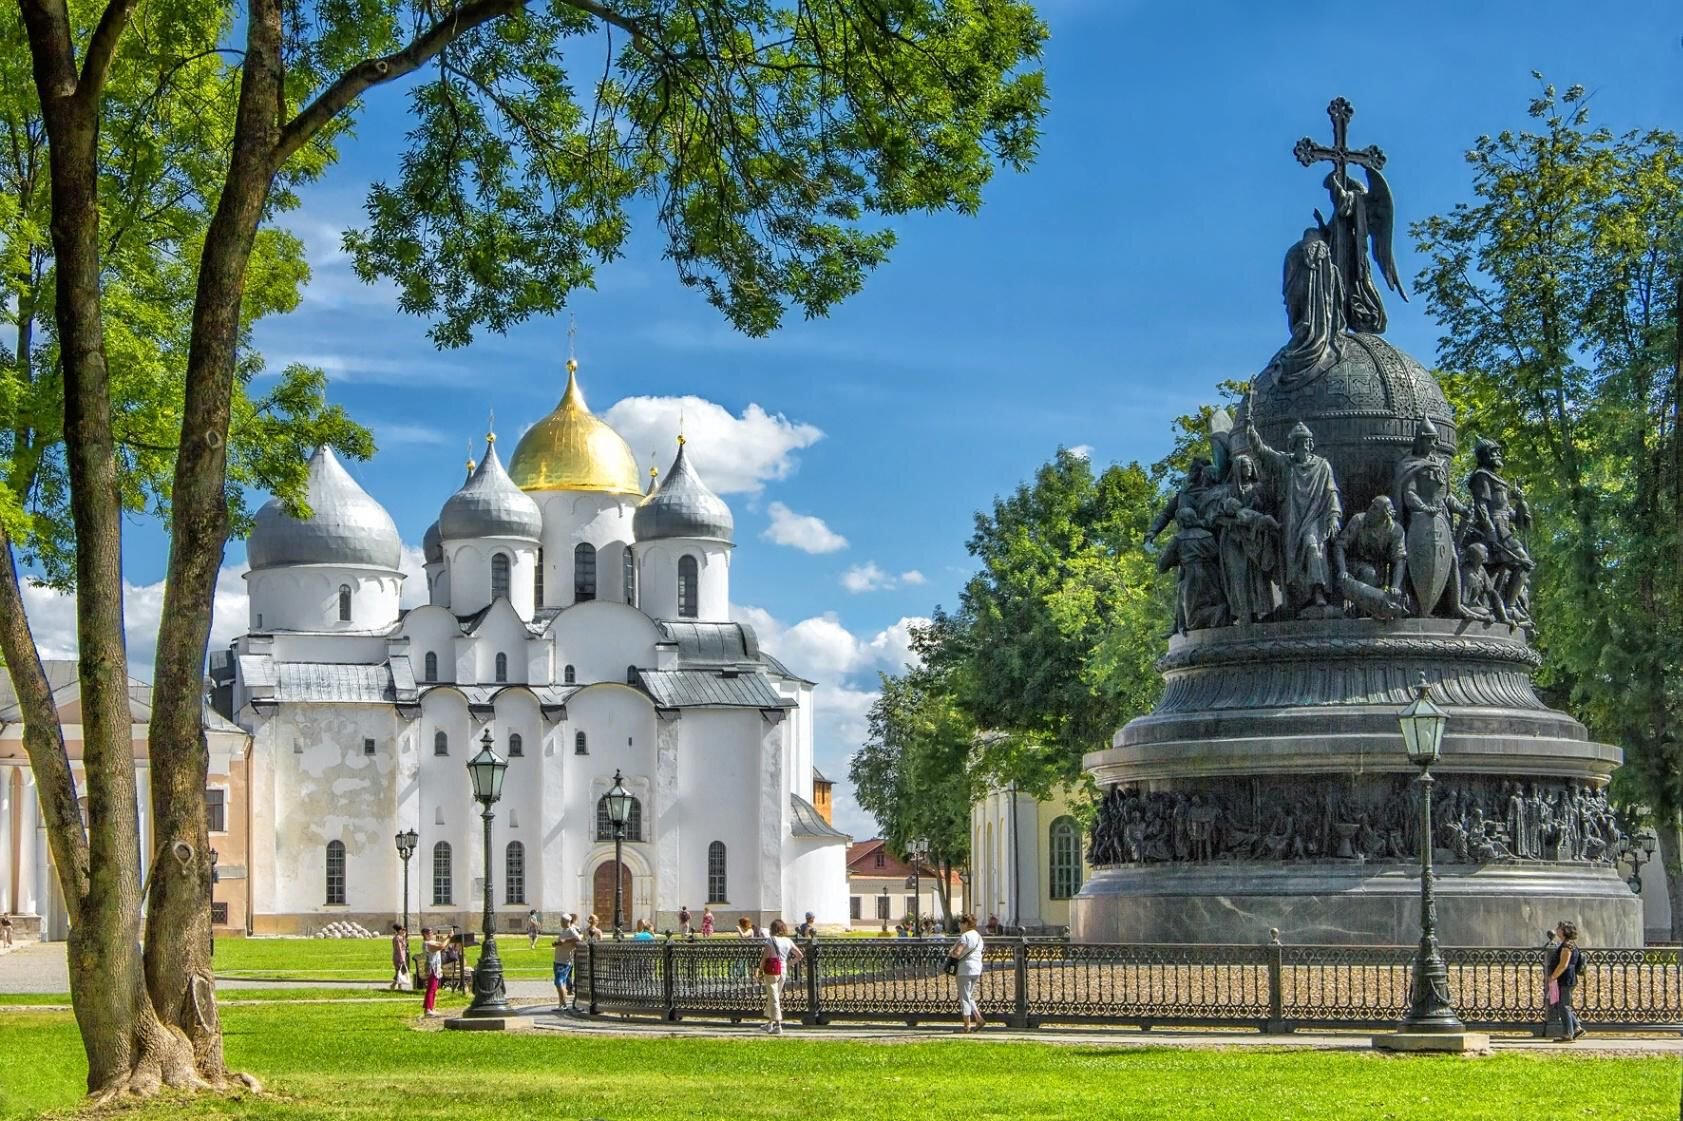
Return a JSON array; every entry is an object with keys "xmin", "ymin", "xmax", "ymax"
[{"xmin": 215, "ymin": 358, "xmax": 848, "ymax": 935}]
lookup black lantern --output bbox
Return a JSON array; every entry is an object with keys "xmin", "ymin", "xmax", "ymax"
[
  {"xmin": 1397, "ymin": 674, "xmax": 1464, "ymax": 1033},
  {"xmin": 463, "ymin": 728, "xmax": 510, "ymax": 1018},
  {"xmin": 1397, "ymin": 674, "xmax": 1448, "ymax": 768},
  {"xmin": 395, "ymin": 827, "xmax": 419, "ymax": 981},
  {"xmin": 605, "ymin": 769, "xmax": 632, "ymax": 938},
  {"xmin": 604, "ymin": 770, "xmax": 634, "ymax": 832}
]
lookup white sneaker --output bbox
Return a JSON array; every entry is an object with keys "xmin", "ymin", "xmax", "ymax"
[{"xmin": 771, "ymin": 1024, "xmax": 784, "ymax": 1035}]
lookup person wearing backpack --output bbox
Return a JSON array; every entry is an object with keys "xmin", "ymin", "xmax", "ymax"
[
  {"xmin": 758, "ymin": 919, "xmax": 803, "ymax": 1035},
  {"xmin": 1544, "ymin": 919, "xmax": 1585, "ymax": 1041}
]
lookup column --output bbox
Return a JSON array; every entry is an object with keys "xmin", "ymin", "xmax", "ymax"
[
  {"xmin": 16, "ymin": 772, "xmax": 38, "ymax": 916},
  {"xmin": 0, "ymin": 769, "xmax": 13, "ymax": 914}
]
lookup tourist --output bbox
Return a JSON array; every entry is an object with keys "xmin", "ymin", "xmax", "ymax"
[
  {"xmin": 2, "ymin": 913, "xmax": 13, "ymax": 948},
  {"xmin": 585, "ymin": 914, "xmax": 604, "ymax": 943},
  {"xmin": 894, "ymin": 918, "xmax": 908, "ymax": 938},
  {"xmin": 1545, "ymin": 919, "xmax": 1585, "ymax": 1041},
  {"xmin": 526, "ymin": 909, "xmax": 541, "ymax": 949},
  {"xmin": 985, "ymin": 914, "xmax": 1001, "ymax": 936},
  {"xmin": 632, "ymin": 918, "xmax": 656, "ymax": 941},
  {"xmin": 420, "ymin": 927, "xmax": 444, "ymax": 1018},
  {"xmin": 795, "ymin": 911, "xmax": 818, "ymax": 939},
  {"xmin": 758, "ymin": 918, "xmax": 803, "ymax": 1035},
  {"xmin": 947, "ymin": 914, "xmax": 986, "ymax": 1033},
  {"xmin": 701, "ymin": 906, "xmax": 715, "ymax": 936},
  {"xmin": 390, "ymin": 923, "xmax": 409, "ymax": 991},
  {"xmin": 553, "ymin": 914, "xmax": 582, "ymax": 1010},
  {"xmin": 678, "ymin": 905, "xmax": 693, "ymax": 935}
]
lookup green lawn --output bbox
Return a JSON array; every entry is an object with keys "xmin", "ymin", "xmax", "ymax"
[
  {"xmin": 211, "ymin": 936, "xmax": 556, "ymax": 980},
  {"xmin": 0, "ymin": 1000, "xmax": 1677, "ymax": 1121}
]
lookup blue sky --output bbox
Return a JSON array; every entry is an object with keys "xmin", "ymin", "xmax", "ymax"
[{"xmin": 27, "ymin": 0, "xmax": 1681, "ymax": 836}]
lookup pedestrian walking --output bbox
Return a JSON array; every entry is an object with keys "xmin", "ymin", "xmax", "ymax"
[
  {"xmin": 947, "ymin": 914, "xmax": 986, "ymax": 1033},
  {"xmin": 420, "ymin": 927, "xmax": 445, "ymax": 1018},
  {"xmin": 1545, "ymin": 919, "xmax": 1586, "ymax": 1041},
  {"xmin": 390, "ymin": 923, "xmax": 410, "ymax": 991},
  {"xmin": 1, "ymin": 914, "xmax": 13, "ymax": 949},
  {"xmin": 678, "ymin": 905, "xmax": 693, "ymax": 936},
  {"xmin": 701, "ymin": 905, "xmax": 715, "ymax": 936},
  {"xmin": 758, "ymin": 919, "xmax": 802, "ymax": 1035},
  {"xmin": 553, "ymin": 914, "xmax": 582, "ymax": 1010},
  {"xmin": 526, "ymin": 909, "xmax": 542, "ymax": 950},
  {"xmin": 585, "ymin": 914, "xmax": 603, "ymax": 943}
]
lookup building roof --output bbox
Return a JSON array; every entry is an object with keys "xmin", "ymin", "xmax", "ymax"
[
  {"xmin": 844, "ymin": 838, "xmax": 952, "ymax": 881},
  {"xmin": 439, "ymin": 438, "xmax": 542, "ymax": 542},
  {"xmin": 656, "ymin": 620, "xmax": 759, "ymax": 665},
  {"xmin": 633, "ymin": 440, "xmax": 733, "ymax": 543},
  {"xmin": 270, "ymin": 662, "xmax": 398, "ymax": 704},
  {"xmin": 1, "ymin": 660, "xmax": 245, "ymax": 738},
  {"xmin": 247, "ymin": 446, "xmax": 402, "ymax": 572},
  {"xmin": 791, "ymin": 793, "xmax": 849, "ymax": 840},
  {"xmin": 635, "ymin": 669, "xmax": 791, "ymax": 710},
  {"xmin": 507, "ymin": 363, "xmax": 642, "ymax": 495},
  {"xmin": 812, "ymin": 766, "xmax": 831, "ymax": 785}
]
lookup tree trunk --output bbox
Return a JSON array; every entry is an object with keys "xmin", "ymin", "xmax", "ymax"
[
  {"xmin": 1659, "ymin": 818, "xmax": 1683, "ymax": 945},
  {"xmin": 142, "ymin": 0, "xmax": 285, "ymax": 1081}
]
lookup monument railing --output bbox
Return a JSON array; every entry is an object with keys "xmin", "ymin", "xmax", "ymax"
[{"xmin": 576, "ymin": 938, "xmax": 1683, "ymax": 1034}]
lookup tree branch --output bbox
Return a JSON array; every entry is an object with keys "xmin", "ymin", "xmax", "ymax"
[{"xmin": 78, "ymin": 0, "xmax": 141, "ymax": 105}]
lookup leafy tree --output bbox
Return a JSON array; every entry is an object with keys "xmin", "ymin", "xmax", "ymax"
[
  {"xmin": 1414, "ymin": 80, "xmax": 1681, "ymax": 933},
  {"xmin": 849, "ymin": 665, "xmax": 974, "ymax": 927},
  {"xmin": 4, "ymin": 0, "xmax": 1048, "ymax": 1098},
  {"xmin": 918, "ymin": 448, "xmax": 1169, "ymax": 793}
]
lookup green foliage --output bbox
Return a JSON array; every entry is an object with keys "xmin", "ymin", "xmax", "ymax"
[
  {"xmin": 0, "ymin": 0, "xmax": 366, "ymax": 588},
  {"xmin": 849, "ymin": 666, "xmax": 975, "ymax": 872},
  {"xmin": 1413, "ymin": 79, "xmax": 1682, "ymax": 815},
  {"xmin": 344, "ymin": 0, "xmax": 1049, "ymax": 344}
]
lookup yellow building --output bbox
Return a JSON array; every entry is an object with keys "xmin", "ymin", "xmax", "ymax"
[{"xmin": 970, "ymin": 783, "xmax": 1090, "ymax": 934}]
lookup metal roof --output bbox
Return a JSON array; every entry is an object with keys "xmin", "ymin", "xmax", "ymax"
[
  {"xmin": 633, "ymin": 441, "xmax": 733, "ymax": 543},
  {"xmin": 248, "ymin": 446, "xmax": 402, "ymax": 571},
  {"xmin": 655, "ymin": 621, "xmax": 759, "ymax": 665},
  {"xmin": 438, "ymin": 441, "xmax": 542, "ymax": 542},
  {"xmin": 790, "ymin": 794, "xmax": 849, "ymax": 840},
  {"xmin": 271, "ymin": 663, "xmax": 396, "ymax": 704},
  {"xmin": 635, "ymin": 669, "xmax": 791, "ymax": 710}
]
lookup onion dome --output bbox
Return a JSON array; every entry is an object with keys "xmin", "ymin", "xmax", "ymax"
[
  {"xmin": 634, "ymin": 438, "xmax": 734, "ymax": 543},
  {"xmin": 439, "ymin": 435, "xmax": 542, "ymax": 541},
  {"xmin": 508, "ymin": 359, "xmax": 642, "ymax": 495},
  {"xmin": 248, "ymin": 446, "xmax": 402, "ymax": 571},
  {"xmin": 422, "ymin": 520, "xmax": 444, "ymax": 564}
]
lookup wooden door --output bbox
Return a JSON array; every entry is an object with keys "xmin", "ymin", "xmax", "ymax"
[{"xmin": 592, "ymin": 860, "xmax": 631, "ymax": 928}]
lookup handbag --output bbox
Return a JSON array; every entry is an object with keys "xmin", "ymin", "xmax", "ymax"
[{"xmin": 942, "ymin": 959, "xmax": 959, "ymax": 977}]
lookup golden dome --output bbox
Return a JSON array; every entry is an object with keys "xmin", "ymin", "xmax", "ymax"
[{"xmin": 508, "ymin": 364, "xmax": 643, "ymax": 494}]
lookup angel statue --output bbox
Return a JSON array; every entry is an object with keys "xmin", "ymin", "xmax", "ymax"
[{"xmin": 1293, "ymin": 97, "xmax": 1408, "ymax": 335}]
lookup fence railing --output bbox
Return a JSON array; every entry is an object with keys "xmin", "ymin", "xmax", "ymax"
[{"xmin": 574, "ymin": 938, "xmax": 1683, "ymax": 1034}]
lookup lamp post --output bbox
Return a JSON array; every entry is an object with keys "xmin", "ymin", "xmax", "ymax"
[
  {"xmin": 395, "ymin": 827, "xmax": 418, "ymax": 980},
  {"xmin": 908, "ymin": 839, "xmax": 928, "ymax": 935},
  {"xmin": 1620, "ymin": 829, "xmax": 1659, "ymax": 895},
  {"xmin": 463, "ymin": 729, "xmax": 510, "ymax": 1018},
  {"xmin": 1397, "ymin": 674, "xmax": 1464, "ymax": 1033},
  {"xmin": 603, "ymin": 770, "xmax": 633, "ymax": 940},
  {"xmin": 879, "ymin": 883, "xmax": 889, "ymax": 934}
]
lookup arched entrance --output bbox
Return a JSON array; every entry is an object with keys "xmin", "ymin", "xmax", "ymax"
[{"xmin": 592, "ymin": 860, "xmax": 632, "ymax": 929}]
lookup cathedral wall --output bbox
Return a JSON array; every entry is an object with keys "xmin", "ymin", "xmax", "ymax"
[
  {"xmin": 400, "ymin": 607, "xmax": 459, "ymax": 684},
  {"xmin": 561, "ymin": 686, "xmax": 658, "ymax": 921},
  {"xmin": 456, "ymin": 604, "xmax": 531, "ymax": 684},
  {"xmin": 247, "ymin": 565, "xmax": 401, "ymax": 633},
  {"xmin": 269, "ymin": 633, "xmax": 391, "ymax": 666},
  {"xmin": 537, "ymin": 494, "xmax": 635, "ymax": 608},
  {"xmin": 636, "ymin": 541, "xmax": 730, "ymax": 621},
  {"xmin": 550, "ymin": 602, "xmax": 661, "ymax": 685},
  {"xmin": 668, "ymin": 709, "xmax": 768, "ymax": 916},
  {"xmin": 444, "ymin": 539, "xmax": 538, "ymax": 619},
  {"xmin": 782, "ymin": 839, "xmax": 850, "ymax": 928}
]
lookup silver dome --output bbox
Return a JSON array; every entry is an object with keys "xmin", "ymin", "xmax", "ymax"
[
  {"xmin": 423, "ymin": 520, "xmax": 444, "ymax": 564},
  {"xmin": 439, "ymin": 440, "xmax": 542, "ymax": 541},
  {"xmin": 634, "ymin": 441, "xmax": 733, "ymax": 543},
  {"xmin": 248, "ymin": 446, "xmax": 403, "ymax": 571}
]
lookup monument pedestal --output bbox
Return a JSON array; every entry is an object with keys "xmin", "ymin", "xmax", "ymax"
[{"xmin": 1372, "ymin": 1030, "xmax": 1491, "ymax": 1055}]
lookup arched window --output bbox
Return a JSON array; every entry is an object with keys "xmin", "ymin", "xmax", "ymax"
[
  {"xmin": 677, "ymin": 555, "xmax": 699, "ymax": 618},
  {"xmin": 574, "ymin": 543, "xmax": 597, "ymax": 602},
  {"xmin": 563, "ymin": 664, "xmax": 576, "ymax": 685},
  {"xmin": 535, "ymin": 547, "xmax": 545, "ymax": 610},
  {"xmin": 424, "ymin": 652, "xmax": 439, "ymax": 682},
  {"xmin": 623, "ymin": 547, "xmax": 636, "ymax": 605},
  {"xmin": 434, "ymin": 730, "xmax": 449, "ymax": 756},
  {"xmin": 491, "ymin": 552, "xmax": 511, "ymax": 602},
  {"xmin": 596, "ymin": 792, "xmax": 642, "ymax": 842},
  {"xmin": 495, "ymin": 653, "xmax": 508, "ymax": 683},
  {"xmin": 707, "ymin": 841, "xmax": 727, "ymax": 903},
  {"xmin": 505, "ymin": 841, "xmax": 526, "ymax": 905},
  {"xmin": 325, "ymin": 840, "xmax": 346, "ymax": 905},
  {"xmin": 1050, "ymin": 816, "xmax": 1082, "ymax": 900},
  {"xmin": 337, "ymin": 584, "xmax": 352, "ymax": 622},
  {"xmin": 574, "ymin": 730, "xmax": 588, "ymax": 755},
  {"xmin": 432, "ymin": 842, "xmax": 453, "ymax": 905},
  {"xmin": 627, "ymin": 664, "xmax": 639, "ymax": 685},
  {"xmin": 508, "ymin": 733, "xmax": 523, "ymax": 758}
]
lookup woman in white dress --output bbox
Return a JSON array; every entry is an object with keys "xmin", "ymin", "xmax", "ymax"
[{"xmin": 947, "ymin": 914, "xmax": 986, "ymax": 1032}]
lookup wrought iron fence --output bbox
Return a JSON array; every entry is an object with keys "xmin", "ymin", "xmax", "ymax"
[{"xmin": 575, "ymin": 938, "xmax": 1683, "ymax": 1034}]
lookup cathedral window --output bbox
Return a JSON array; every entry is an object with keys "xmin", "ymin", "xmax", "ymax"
[
  {"xmin": 677, "ymin": 555, "xmax": 699, "ymax": 618},
  {"xmin": 505, "ymin": 842, "xmax": 526, "ymax": 905},
  {"xmin": 434, "ymin": 730, "xmax": 449, "ymax": 756},
  {"xmin": 491, "ymin": 552, "xmax": 511, "ymax": 602},
  {"xmin": 623, "ymin": 547, "xmax": 636, "ymax": 605},
  {"xmin": 325, "ymin": 840, "xmax": 346, "ymax": 905},
  {"xmin": 495, "ymin": 653, "xmax": 509, "ymax": 683},
  {"xmin": 1049, "ymin": 817, "xmax": 1083, "ymax": 900},
  {"xmin": 432, "ymin": 842, "xmax": 452, "ymax": 905},
  {"xmin": 564, "ymin": 664, "xmax": 576, "ymax": 684},
  {"xmin": 424, "ymin": 652, "xmax": 438, "ymax": 682},
  {"xmin": 574, "ymin": 730, "xmax": 588, "ymax": 755},
  {"xmin": 535, "ymin": 548, "xmax": 544, "ymax": 610},
  {"xmin": 574, "ymin": 543, "xmax": 597, "ymax": 602},
  {"xmin": 205, "ymin": 788, "xmax": 226, "ymax": 833},
  {"xmin": 707, "ymin": 841, "xmax": 727, "ymax": 903},
  {"xmin": 338, "ymin": 584, "xmax": 352, "ymax": 622},
  {"xmin": 596, "ymin": 792, "xmax": 642, "ymax": 841},
  {"xmin": 627, "ymin": 665, "xmax": 638, "ymax": 685},
  {"xmin": 508, "ymin": 733, "xmax": 523, "ymax": 757}
]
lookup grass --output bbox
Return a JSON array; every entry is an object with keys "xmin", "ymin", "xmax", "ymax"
[
  {"xmin": 0, "ymin": 1000, "xmax": 1677, "ymax": 1121},
  {"xmin": 211, "ymin": 936, "xmax": 556, "ymax": 981},
  {"xmin": 0, "ymin": 988, "xmax": 432, "ymax": 1006}
]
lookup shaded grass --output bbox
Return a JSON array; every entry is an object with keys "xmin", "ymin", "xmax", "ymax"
[
  {"xmin": 0, "ymin": 988, "xmax": 443, "ymax": 1007},
  {"xmin": 212, "ymin": 937, "xmax": 555, "ymax": 981},
  {"xmin": 0, "ymin": 1001, "xmax": 1677, "ymax": 1121}
]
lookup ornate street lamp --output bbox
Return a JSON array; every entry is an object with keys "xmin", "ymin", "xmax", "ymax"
[
  {"xmin": 1397, "ymin": 674, "xmax": 1464, "ymax": 1033},
  {"xmin": 463, "ymin": 728, "xmax": 510, "ymax": 1018},
  {"xmin": 879, "ymin": 883, "xmax": 889, "ymax": 934},
  {"xmin": 604, "ymin": 770, "xmax": 633, "ymax": 939},
  {"xmin": 907, "ymin": 838, "xmax": 928, "ymax": 935},
  {"xmin": 1621, "ymin": 828, "xmax": 1659, "ymax": 895},
  {"xmin": 395, "ymin": 827, "xmax": 418, "ymax": 979}
]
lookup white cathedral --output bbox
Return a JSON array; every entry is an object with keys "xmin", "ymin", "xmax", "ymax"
[{"xmin": 215, "ymin": 359, "xmax": 849, "ymax": 934}]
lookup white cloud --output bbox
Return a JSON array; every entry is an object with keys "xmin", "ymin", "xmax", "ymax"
[
  {"xmin": 375, "ymin": 422, "xmax": 452, "ymax": 448},
  {"xmin": 602, "ymin": 396, "xmax": 822, "ymax": 495},
  {"xmin": 761, "ymin": 502, "xmax": 848, "ymax": 554},
  {"xmin": 841, "ymin": 562, "xmax": 926, "ymax": 594},
  {"xmin": 1068, "ymin": 444, "xmax": 1094, "ymax": 460}
]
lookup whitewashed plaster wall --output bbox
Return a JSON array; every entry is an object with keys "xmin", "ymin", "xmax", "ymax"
[
  {"xmin": 782, "ymin": 839, "xmax": 849, "ymax": 926},
  {"xmin": 550, "ymin": 603, "xmax": 661, "ymax": 685},
  {"xmin": 247, "ymin": 564, "xmax": 402, "ymax": 633},
  {"xmin": 400, "ymin": 606, "xmax": 461, "ymax": 684},
  {"xmin": 443, "ymin": 538, "xmax": 538, "ymax": 619},
  {"xmin": 559, "ymin": 685, "xmax": 658, "ymax": 919},
  {"xmin": 636, "ymin": 541, "xmax": 731, "ymax": 621},
  {"xmin": 537, "ymin": 494, "xmax": 636, "ymax": 608}
]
